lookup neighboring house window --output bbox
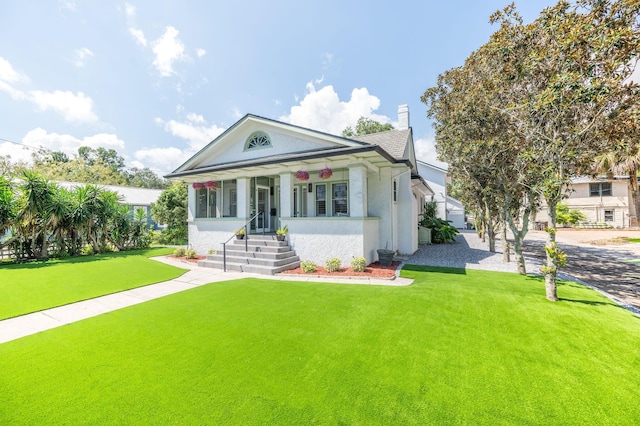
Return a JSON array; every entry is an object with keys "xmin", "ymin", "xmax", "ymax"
[
  {"xmin": 195, "ymin": 187, "xmax": 217, "ymax": 218},
  {"xmin": 316, "ymin": 184, "xmax": 326, "ymax": 216},
  {"xmin": 332, "ymin": 182, "xmax": 348, "ymax": 216},
  {"xmin": 589, "ymin": 182, "xmax": 612, "ymax": 197},
  {"xmin": 244, "ymin": 132, "xmax": 271, "ymax": 150},
  {"xmin": 604, "ymin": 209, "xmax": 614, "ymax": 222}
]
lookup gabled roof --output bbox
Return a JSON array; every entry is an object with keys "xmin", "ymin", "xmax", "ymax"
[
  {"xmin": 166, "ymin": 114, "xmax": 416, "ymax": 179},
  {"xmin": 352, "ymin": 129, "xmax": 412, "ymax": 161}
]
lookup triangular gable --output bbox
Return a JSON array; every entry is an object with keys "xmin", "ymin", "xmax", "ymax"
[{"xmin": 172, "ymin": 114, "xmax": 369, "ymax": 174}]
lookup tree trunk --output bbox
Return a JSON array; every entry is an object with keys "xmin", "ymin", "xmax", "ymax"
[
  {"xmin": 501, "ymin": 220, "xmax": 510, "ymax": 262},
  {"xmin": 630, "ymin": 168, "xmax": 640, "ymax": 226},
  {"xmin": 544, "ymin": 199, "xmax": 559, "ymax": 302},
  {"xmin": 485, "ymin": 202, "xmax": 496, "ymax": 252}
]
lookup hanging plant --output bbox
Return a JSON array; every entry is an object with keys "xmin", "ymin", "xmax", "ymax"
[
  {"xmin": 192, "ymin": 182, "xmax": 204, "ymax": 190},
  {"xmin": 204, "ymin": 180, "xmax": 218, "ymax": 189},
  {"xmin": 295, "ymin": 170, "xmax": 310, "ymax": 181},
  {"xmin": 318, "ymin": 167, "xmax": 333, "ymax": 179}
]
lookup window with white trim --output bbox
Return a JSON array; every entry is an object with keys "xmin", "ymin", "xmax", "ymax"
[
  {"xmin": 604, "ymin": 209, "xmax": 614, "ymax": 222},
  {"xmin": 316, "ymin": 184, "xmax": 326, "ymax": 216},
  {"xmin": 589, "ymin": 182, "xmax": 612, "ymax": 197},
  {"xmin": 195, "ymin": 188, "xmax": 217, "ymax": 218},
  {"xmin": 332, "ymin": 182, "xmax": 348, "ymax": 216}
]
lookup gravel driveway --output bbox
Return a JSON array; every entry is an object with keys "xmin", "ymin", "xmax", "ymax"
[{"xmin": 406, "ymin": 229, "xmax": 640, "ymax": 312}]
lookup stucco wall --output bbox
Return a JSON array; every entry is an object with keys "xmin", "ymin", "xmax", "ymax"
[
  {"xmin": 283, "ymin": 217, "xmax": 380, "ymax": 265},
  {"xmin": 188, "ymin": 219, "xmax": 246, "ymax": 254}
]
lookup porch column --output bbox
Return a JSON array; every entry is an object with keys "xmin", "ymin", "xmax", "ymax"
[
  {"xmin": 349, "ymin": 164, "xmax": 368, "ymax": 217},
  {"xmin": 280, "ymin": 172, "xmax": 293, "ymax": 218},
  {"xmin": 237, "ymin": 177, "xmax": 250, "ymax": 219}
]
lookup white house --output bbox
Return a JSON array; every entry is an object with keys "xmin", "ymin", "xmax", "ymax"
[
  {"xmin": 166, "ymin": 105, "xmax": 433, "ymax": 273},
  {"xmin": 534, "ymin": 176, "xmax": 631, "ymax": 228},
  {"xmin": 416, "ymin": 160, "xmax": 465, "ymax": 229}
]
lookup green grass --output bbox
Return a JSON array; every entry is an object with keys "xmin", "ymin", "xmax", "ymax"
[
  {"xmin": 626, "ymin": 238, "xmax": 640, "ymax": 243},
  {"xmin": 1, "ymin": 266, "xmax": 639, "ymax": 424},
  {"xmin": 0, "ymin": 247, "xmax": 186, "ymax": 320}
]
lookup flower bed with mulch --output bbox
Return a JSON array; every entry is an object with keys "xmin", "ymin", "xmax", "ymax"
[
  {"xmin": 168, "ymin": 255, "xmax": 207, "ymax": 264},
  {"xmin": 281, "ymin": 261, "xmax": 401, "ymax": 279}
]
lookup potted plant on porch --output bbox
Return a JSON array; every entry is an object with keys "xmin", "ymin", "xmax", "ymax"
[
  {"xmin": 276, "ymin": 225, "xmax": 288, "ymax": 241},
  {"xmin": 235, "ymin": 227, "xmax": 246, "ymax": 240}
]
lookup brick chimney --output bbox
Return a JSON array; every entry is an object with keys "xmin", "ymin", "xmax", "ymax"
[{"xmin": 398, "ymin": 104, "xmax": 410, "ymax": 130}]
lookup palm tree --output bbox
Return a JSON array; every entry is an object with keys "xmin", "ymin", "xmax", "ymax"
[
  {"xmin": 593, "ymin": 140, "xmax": 640, "ymax": 222},
  {"xmin": 16, "ymin": 170, "xmax": 55, "ymax": 258},
  {"xmin": 71, "ymin": 184, "xmax": 103, "ymax": 254}
]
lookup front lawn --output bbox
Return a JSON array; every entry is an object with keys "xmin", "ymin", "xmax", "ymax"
[
  {"xmin": 1, "ymin": 266, "xmax": 639, "ymax": 424},
  {"xmin": 0, "ymin": 247, "xmax": 186, "ymax": 320}
]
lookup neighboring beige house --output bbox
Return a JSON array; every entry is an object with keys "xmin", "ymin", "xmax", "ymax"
[
  {"xmin": 535, "ymin": 176, "xmax": 631, "ymax": 228},
  {"xmin": 165, "ymin": 105, "xmax": 434, "ymax": 273}
]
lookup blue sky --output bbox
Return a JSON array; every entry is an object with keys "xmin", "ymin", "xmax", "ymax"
[{"xmin": 0, "ymin": 0, "xmax": 560, "ymax": 176}]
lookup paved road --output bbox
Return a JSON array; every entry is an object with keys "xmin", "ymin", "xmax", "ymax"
[{"xmin": 521, "ymin": 230, "xmax": 640, "ymax": 310}]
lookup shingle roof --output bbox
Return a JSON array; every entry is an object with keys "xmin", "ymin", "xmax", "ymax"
[
  {"xmin": 55, "ymin": 181, "xmax": 163, "ymax": 205},
  {"xmin": 352, "ymin": 129, "xmax": 411, "ymax": 160}
]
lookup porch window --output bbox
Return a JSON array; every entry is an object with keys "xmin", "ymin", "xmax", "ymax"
[
  {"xmin": 314, "ymin": 182, "xmax": 349, "ymax": 217},
  {"xmin": 589, "ymin": 182, "xmax": 612, "ymax": 197},
  {"xmin": 195, "ymin": 187, "xmax": 217, "ymax": 218},
  {"xmin": 332, "ymin": 182, "xmax": 348, "ymax": 216},
  {"xmin": 316, "ymin": 184, "xmax": 326, "ymax": 216},
  {"xmin": 195, "ymin": 180, "xmax": 237, "ymax": 218}
]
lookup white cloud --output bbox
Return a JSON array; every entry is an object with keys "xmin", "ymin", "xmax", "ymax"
[
  {"xmin": 59, "ymin": 0, "xmax": 77, "ymax": 11},
  {"xmin": 152, "ymin": 26, "xmax": 187, "ymax": 77},
  {"xmin": 280, "ymin": 82, "xmax": 390, "ymax": 135},
  {"xmin": 30, "ymin": 90, "xmax": 98, "ymax": 123},
  {"xmin": 232, "ymin": 107, "xmax": 242, "ymax": 120},
  {"xmin": 125, "ymin": 3, "xmax": 136, "ymax": 18},
  {"xmin": 415, "ymin": 136, "xmax": 448, "ymax": 168},
  {"xmin": 129, "ymin": 28, "xmax": 148, "ymax": 47},
  {"xmin": 73, "ymin": 47, "xmax": 94, "ymax": 67},
  {"xmin": 145, "ymin": 113, "xmax": 226, "ymax": 173},
  {"xmin": 0, "ymin": 128, "xmax": 126, "ymax": 165},
  {"xmin": 0, "ymin": 57, "xmax": 29, "ymax": 84},
  {"xmin": 196, "ymin": 48, "xmax": 206, "ymax": 58},
  {"xmin": 322, "ymin": 52, "xmax": 334, "ymax": 70}
]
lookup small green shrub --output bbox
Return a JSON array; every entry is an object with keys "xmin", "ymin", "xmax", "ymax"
[
  {"xmin": 184, "ymin": 249, "xmax": 198, "ymax": 259},
  {"xmin": 325, "ymin": 258, "xmax": 341, "ymax": 273},
  {"xmin": 80, "ymin": 245, "xmax": 94, "ymax": 256},
  {"xmin": 208, "ymin": 249, "xmax": 217, "ymax": 255},
  {"xmin": 300, "ymin": 260, "xmax": 317, "ymax": 273},
  {"xmin": 173, "ymin": 247, "xmax": 186, "ymax": 257},
  {"xmin": 350, "ymin": 257, "xmax": 366, "ymax": 272}
]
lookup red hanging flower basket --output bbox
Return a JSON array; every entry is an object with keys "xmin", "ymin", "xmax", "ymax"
[
  {"xmin": 192, "ymin": 182, "xmax": 204, "ymax": 190},
  {"xmin": 318, "ymin": 167, "xmax": 333, "ymax": 179},
  {"xmin": 295, "ymin": 170, "xmax": 310, "ymax": 181},
  {"xmin": 204, "ymin": 181, "xmax": 218, "ymax": 189}
]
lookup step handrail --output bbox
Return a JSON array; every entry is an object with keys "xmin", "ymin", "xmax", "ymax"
[{"xmin": 221, "ymin": 211, "xmax": 265, "ymax": 272}]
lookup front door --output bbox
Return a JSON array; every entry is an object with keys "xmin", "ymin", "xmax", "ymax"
[{"xmin": 256, "ymin": 187, "xmax": 270, "ymax": 232}]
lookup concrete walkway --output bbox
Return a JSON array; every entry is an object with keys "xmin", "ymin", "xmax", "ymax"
[{"xmin": 0, "ymin": 256, "xmax": 412, "ymax": 345}]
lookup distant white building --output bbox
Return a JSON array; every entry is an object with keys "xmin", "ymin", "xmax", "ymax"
[{"xmin": 416, "ymin": 160, "xmax": 465, "ymax": 229}]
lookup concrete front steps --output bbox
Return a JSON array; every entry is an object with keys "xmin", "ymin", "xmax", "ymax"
[{"xmin": 198, "ymin": 234, "xmax": 300, "ymax": 275}]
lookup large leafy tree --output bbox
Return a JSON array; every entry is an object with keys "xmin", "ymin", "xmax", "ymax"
[
  {"xmin": 423, "ymin": 0, "xmax": 640, "ymax": 300},
  {"xmin": 342, "ymin": 117, "xmax": 394, "ymax": 137},
  {"xmin": 151, "ymin": 182, "xmax": 188, "ymax": 244}
]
